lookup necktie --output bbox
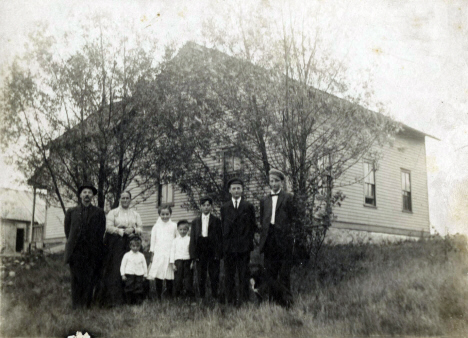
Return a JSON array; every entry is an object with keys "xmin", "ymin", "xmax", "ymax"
[
  {"xmin": 271, "ymin": 193, "xmax": 279, "ymax": 196},
  {"xmin": 235, "ymin": 200, "xmax": 238, "ymax": 209}
]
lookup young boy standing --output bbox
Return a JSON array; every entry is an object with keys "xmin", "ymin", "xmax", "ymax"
[
  {"xmin": 259, "ymin": 169, "xmax": 296, "ymax": 293},
  {"xmin": 170, "ymin": 220, "xmax": 193, "ymax": 299},
  {"xmin": 221, "ymin": 178, "xmax": 256, "ymax": 305},
  {"xmin": 120, "ymin": 236, "xmax": 148, "ymax": 304},
  {"xmin": 189, "ymin": 196, "xmax": 223, "ymax": 300}
]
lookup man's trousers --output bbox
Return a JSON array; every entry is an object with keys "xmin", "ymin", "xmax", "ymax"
[{"xmin": 224, "ymin": 252, "xmax": 250, "ymax": 305}]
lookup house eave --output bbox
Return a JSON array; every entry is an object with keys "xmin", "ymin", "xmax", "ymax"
[{"xmin": 399, "ymin": 123, "xmax": 440, "ymax": 141}]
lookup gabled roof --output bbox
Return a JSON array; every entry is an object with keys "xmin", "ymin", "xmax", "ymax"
[
  {"xmin": 176, "ymin": 42, "xmax": 440, "ymax": 141},
  {"xmin": 50, "ymin": 100, "xmax": 135, "ymax": 148},
  {"xmin": 400, "ymin": 123, "xmax": 440, "ymax": 141},
  {"xmin": 27, "ymin": 100, "xmax": 136, "ymax": 186},
  {"xmin": 0, "ymin": 188, "xmax": 46, "ymax": 224}
]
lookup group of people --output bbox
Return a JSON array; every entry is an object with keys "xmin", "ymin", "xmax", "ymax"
[{"xmin": 64, "ymin": 169, "xmax": 295, "ymax": 309}]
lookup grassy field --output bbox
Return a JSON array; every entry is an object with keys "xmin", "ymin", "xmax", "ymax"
[{"xmin": 1, "ymin": 235, "xmax": 467, "ymax": 337}]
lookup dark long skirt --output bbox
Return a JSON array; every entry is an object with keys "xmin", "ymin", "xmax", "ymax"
[{"xmin": 96, "ymin": 233, "xmax": 129, "ymax": 307}]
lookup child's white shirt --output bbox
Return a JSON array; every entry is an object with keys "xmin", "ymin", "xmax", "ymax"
[
  {"xmin": 170, "ymin": 236, "xmax": 191, "ymax": 263},
  {"xmin": 120, "ymin": 251, "xmax": 148, "ymax": 277}
]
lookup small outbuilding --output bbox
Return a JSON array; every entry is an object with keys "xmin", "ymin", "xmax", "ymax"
[{"xmin": 0, "ymin": 188, "xmax": 46, "ymax": 254}]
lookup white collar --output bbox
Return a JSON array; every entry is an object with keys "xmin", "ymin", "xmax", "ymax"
[
  {"xmin": 232, "ymin": 197, "xmax": 241, "ymax": 204},
  {"xmin": 271, "ymin": 189, "xmax": 282, "ymax": 195}
]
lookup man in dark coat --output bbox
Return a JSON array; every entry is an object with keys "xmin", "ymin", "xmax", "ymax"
[
  {"xmin": 189, "ymin": 196, "xmax": 223, "ymax": 299},
  {"xmin": 221, "ymin": 178, "xmax": 256, "ymax": 305},
  {"xmin": 64, "ymin": 182, "xmax": 106, "ymax": 309},
  {"xmin": 259, "ymin": 169, "xmax": 296, "ymax": 292}
]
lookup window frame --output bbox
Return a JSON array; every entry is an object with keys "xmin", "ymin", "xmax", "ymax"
[
  {"xmin": 158, "ymin": 182, "xmax": 175, "ymax": 207},
  {"xmin": 223, "ymin": 148, "xmax": 243, "ymax": 187},
  {"xmin": 401, "ymin": 169, "xmax": 412, "ymax": 212},
  {"xmin": 316, "ymin": 154, "xmax": 333, "ymax": 199},
  {"xmin": 32, "ymin": 224, "xmax": 44, "ymax": 242},
  {"xmin": 363, "ymin": 161, "xmax": 376, "ymax": 207}
]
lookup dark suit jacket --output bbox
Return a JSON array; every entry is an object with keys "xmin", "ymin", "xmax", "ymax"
[
  {"xmin": 221, "ymin": 198, "xmax": 256, "ymax": 254},
  {"xmin": 189, "ymin": 214, "xmax": 223, "ymax": 259},
  {"xmin": 64, "ymin": 204, "xmax": 106, "ymax": 264},
  {"xmin": 259, "ymin": 190, "xmax": 295, "ymax": 253}
]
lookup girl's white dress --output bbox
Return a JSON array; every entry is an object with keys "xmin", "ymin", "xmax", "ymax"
[{"xmin": 147, "ymin": 217, "xmax": 178, "ymax": 280}]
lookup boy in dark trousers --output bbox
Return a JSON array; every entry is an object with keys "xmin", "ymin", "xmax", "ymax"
[
  {"xmin": 189, "ymin": 196, "xmax": 223, "ymax": 299},
  {"xmin": 120, "ymin": 236, "xmax": 148, "ymax": 305},
  {"xmin": 259, "ymin": 169, "xmax": 296, "ymax": 293},
  {"xmin": 221, "ymin": 178, "xmax": 256, "ymax": 305},
  {"xmin": 170, "ymin": 220, "xmax": 193, "ymax": 299}
]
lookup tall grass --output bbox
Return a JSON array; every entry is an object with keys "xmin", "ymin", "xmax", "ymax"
[{"xmin": 1, "ymin": 235, "xmax": 467, "ymax": 337}]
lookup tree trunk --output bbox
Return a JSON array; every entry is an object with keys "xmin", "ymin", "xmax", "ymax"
[{"xmin": 97, "ymin": 150, "xmax": 106, "ymax": 209}]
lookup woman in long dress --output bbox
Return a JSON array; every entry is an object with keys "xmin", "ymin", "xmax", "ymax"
[
  {"xmin": 147, "ymin": 205, "xmax": 177, "ymax": 300},
  {"xmin": 98, "ymin": 191, "xmax": 143, "ymax": 306}
]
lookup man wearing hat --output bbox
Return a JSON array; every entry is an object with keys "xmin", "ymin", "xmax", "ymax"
[
  {"xmin": 259, "ymin": 169, "xmax": 296, "ymax": 293},
  {"xmin": 221, "ymin": 178, "xmax": 256, "ymax": 305},
  {"xmin": 64, "ymin": 182, "xmax": 106, "ymax": 309},
  {"xmin": 189, "ymin": 195, "xmax": 223, "ymax": 300}
]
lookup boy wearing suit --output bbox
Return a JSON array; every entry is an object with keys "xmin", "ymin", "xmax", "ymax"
[
  {"xmin": 64, "ymin": 182, "xmax": 106, "ymax": 309},
  {"xmin": 189, "ymin": 196, "xmax": 223, "ymax": 299},
  {"xmin": 221, "ymin": 178, "xmax": 256, "ymax": 305},
  {"xmin": 259, "ymin": 169, "xmax": 296, "ymax": 292}
]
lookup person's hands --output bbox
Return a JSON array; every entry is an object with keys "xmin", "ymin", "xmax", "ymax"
[
  {"xmin": 190, "ymin": 261, "xmax": 194, "ymax": 269},
  {"xmin": 124, "ymin": 227, "xmax": 134, "ymax": 235},
  {"xmin": 172, "ymin": 263, "xmax": 177, "ymax": 271},
  {"xmin": 122, "ymin": 275, "xmax": 127, "ymax": 281}
]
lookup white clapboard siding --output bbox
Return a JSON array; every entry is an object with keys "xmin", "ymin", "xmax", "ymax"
[
  {"xmin": 44, "ymin": 204, "xmax": 67, "ymax": 241},
  {"xmin": 44, "ymin": 185, "xmax": 199, "ymax": 241},
  {"xmin": 43, "ymin": 130, "xmax": 430, "ymax": 241},
  {"xmin": 333, "ymin": 131, "xmax": 430, "ymax": 234},
  {"xmin": 125, "ymin": 180, "xmax": 197, "ymax": 233}
]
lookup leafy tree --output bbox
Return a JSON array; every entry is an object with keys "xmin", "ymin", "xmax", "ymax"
[
  {"xmin": 0, "ymin": 17, "xmax": 162, "ymax": 212},
  {"xmin": 197, "ymin": 1, "xmax": 401, "ymax": 262},
  {"xmin": 132, "ymin": 44, "xmax": 232, "ymax": 213}
]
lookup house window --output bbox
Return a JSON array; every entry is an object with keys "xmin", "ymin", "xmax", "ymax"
[
  {"xmin": 401, "ymin": 170, "xmax": 412, "ymax": 212},
  {"xmin": 32, "ymin": 225, "xmax": 44, "ymax": 242},
  {"xmin": 223, "ymin": 150, "xmax": 242, "ymax": 186},
  {"xmin": 158, "ymin": 183, "xmax": 174, "ymax": 207},
  {"xmin": 363, "ymin": 162, "xmax": 376, "ymax": 206},
  {"xmin": 317, "ymin": 154, "xmax": 332, "ymax": 198}
]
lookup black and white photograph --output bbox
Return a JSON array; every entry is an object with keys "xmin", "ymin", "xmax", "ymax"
[{"xmin": 0, "ymin": 0, "xmax": 467, "ymax": 337}]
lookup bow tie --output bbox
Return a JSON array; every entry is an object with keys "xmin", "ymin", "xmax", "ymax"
[{"xmin": 271, "ymin": 193, "xmax": 280, "ymax": 196}]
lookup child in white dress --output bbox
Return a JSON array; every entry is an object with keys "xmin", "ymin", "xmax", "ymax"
[{"xmin": 148, "ymin": 206, "xmax": 178, "ymax": 300}]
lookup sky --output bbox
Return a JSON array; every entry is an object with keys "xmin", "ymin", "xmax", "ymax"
[{"xmin": 1, "ymin": 0, "xmax": 467, "ymax": 236}]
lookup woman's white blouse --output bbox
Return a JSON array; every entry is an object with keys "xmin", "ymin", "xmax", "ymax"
[{"xmin": 106, "ymin": 207, "xmax": 143, "ymax": 236}]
